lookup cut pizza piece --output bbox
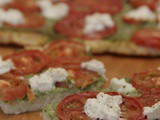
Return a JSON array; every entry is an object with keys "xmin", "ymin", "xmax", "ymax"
[
  {"xmin": 52, "ymin": 0, "xmax": 160, "ymax": 56},
  {"xmin": 54, "ymin": 13, "xmax": 116, "ymax": 40},
  {"xmin": 0, "ymin": 45, "xmax": 106, "ymax": 114},
  {"xmin": 0, "ymin": 64, "xmax": 106, "ymax": 114},
  {"xmin": 0, "ymin": 30, "xmax": 49, "ymax": 48},
  {"xmin": 41, "ymin": 92, "xmax": 144, "ymax": 120}
]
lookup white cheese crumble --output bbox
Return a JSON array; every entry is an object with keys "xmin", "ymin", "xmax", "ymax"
[
  {"xmin": 125, "ymin": 6, "xmax": 156, "ymax": 21},
  {"xmin": 81, "ymin": 59, "xmax": 107, "ymax": 79},
  {"xmin": 143, "ymin": 101, "xmax": 160, "ymax": 120},
  {"xmin": 110, "ymin": 78, "xmax": 136, "ymax": 94},
  {"xmin": 37, "ymin": 0, "xmax": 69, "ymax": 20},
  {"xmin": 84, "ymin": 92, "xmax": 122, "ymax": 120},
  {"xmin": 29, "ymin": 68, "xmax": 68, "ymax": 92},
  {"xmin": 0, "ymin": 8, "xmax": 24, "ymax": 26},
  {"xmin": 83, "ymin": 13, "xmax": 115, "ymax": 34},
  {"xmin": 0, "ymin": 56, "xmax": 14, "ymax": 75},
  {"xmin": 0, "ymin": 0, "xmax": 12, "ymax": 6}
]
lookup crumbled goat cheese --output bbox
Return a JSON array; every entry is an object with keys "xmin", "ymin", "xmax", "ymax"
[
  {"xmin": 37, "ymin": 0, "xmax": 69, "ymax": 19},
  {"xmin": 84, "ymin": 92, "xmax": 122, "ymax": 120},
  {"xmin": 125, "ymin": 6, "xmax": 156, "ymax": 21},
  {"xmin": 143, "ymin": 101, "xmax": 160, "ymax": 120},
  {"xmin": 81, "ymin": 59, "xmax": 107, "ymax": 79},
  {"xmin": 110, "ymin": 78, "xmax": 136, "ymax": 94},
  {"xmin": 83, "ymin": 13, "xmax": 114, "ymax": 34},
  {"xmin": 0, "ymin": 8, "xmax": 24, "ymax": 26},
  {"xmin": 0, "ymin": 56, "xmax": 14, "ymax": 74},
  {"xmin": 29, "ymin": 68, "xmax": 68, "ymax": 92}
]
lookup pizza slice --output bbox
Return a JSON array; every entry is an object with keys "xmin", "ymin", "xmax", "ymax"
[
  {"xmin": 0, "ymin": 40, "xmax": 106, "ymax": 114},
  {"xmin": 41, "ymin": 68, "xmax": 160, "ymax": 120},
  {"xmin": 52, "ymin": 0, "xmax": 160, "ymax": 56}
]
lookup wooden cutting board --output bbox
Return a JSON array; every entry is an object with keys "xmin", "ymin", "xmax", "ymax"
[{"xmin": 0, "ymin": 55, "xmax": 160, "ymax": 120}]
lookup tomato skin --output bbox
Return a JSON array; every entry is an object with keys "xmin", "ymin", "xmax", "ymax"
[
  {"xmin": 129, "ymin": 0, "xmax": 159, "ymax": 10},
  {"xmin": 132, "ymin": 69, "xmax": 160, "ymax": 92},
  {"xmin": 57, "ymin": 92, "xmax": 144, "ymax": 120},
  {"xmin": 0, "ymin": 77, "xmax": 28, "ymax": 102},
  {"xmin": 131, "ymin": 28, "xmax": 160, "ymax": 50},
  {"xmin": 54, "ymin": 14, "xmax": 117, "ymax": 40},
  {"xmin": 5, "ymin": 50, "xmax": 50, "ymax": 76},
  {"xmin": 67, "ymin": 0, "xmax": 123, "ymax": 15},
  {"xmin": 4, "ymin": 14, "xmax": 45, "ymax": 29},
  {"xmin": 137, "ymin": 90, "xmax": 160, "ymax": 107}
]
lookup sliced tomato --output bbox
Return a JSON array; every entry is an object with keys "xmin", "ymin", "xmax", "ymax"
[
  {"xmin": 129, "ymin": 0, "xmax": 159, "ymax": 10},
  {"xmin": 131, "ymin": 28, "xmax": 160, "ymax": 50},
  {"xmin": 4, "ymin": 14, "xmax": 45, "ymax": 29},
  {"xmin": 44, "ymin": 40, "xmax": 86, "ymax": 60},
  {"xmin": 6, "ymin": 0, "xmax": 41, "ymax": 13},
  {"xmin": 5, "ymin": 50, "xmax": 50, "ymax": 76},
  {"xmin": 0, "ymin": 78, "xmax": 28, "ymax": 102},
  {"xmin": 57, "ymin": 92, "xmax": 144, "ymax": 120},
  {"xmin": 54, "ymin": 14, "xmax": 117, "ymax": 40},
  {"xmin": 69, "ymin": 69, "xmax": 99, "ymax": 88},
  {"xmin": 132, "ymin": 69, "xmax": 160, "ymax": 92},
  {"xmin": 137, "ymin": 90, "xmax": 160, "ymax": 107},
  {"xmin": 67, "ymin": 0, "xmax": 123, "ymax": 15}
]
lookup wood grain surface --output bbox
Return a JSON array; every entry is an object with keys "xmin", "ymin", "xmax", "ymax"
[{"xmin": 0, "ymin": 55, "xmax": 159, "ymax": 120}]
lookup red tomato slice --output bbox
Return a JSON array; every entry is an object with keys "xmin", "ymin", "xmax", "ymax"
[
  {"xmin": 131, "ymin": 28, "xmax": 160, "ymax": 50},
  {"xmin": 132, "ymin": 69, "xmax": 160, "ymax": 92},
  {"xmin": 57, "ymin": 92, "xmax": 144, "ymax": 120},
  {"xmin": 7, "ymin": 0, "xmax": 41, "ymax": 13},
  {"xmin": 137, "ymin": 90, "xmax": 160, "ymax": 107},
  {"xmin": 4, "ymin": 14, "xmax": 45, "ymax": 29},
  {"xmin": 54, "ymin": 14, "xmax": 117, "ymax": 40},
  {"xmin": 68, "ymin": 69, "xmax": 99, "ymax": 88},
  {"xmin": 129, "ymin": 0, "xmax": 159, "ymax": 10},
  {"xmin": 67, "ymin": 0, "xmax": 123, "ymax": 15},
  {"xmin": 44, "ymin": 40, "xmax": 86, "ymax": 60},
  {"xmin": 5, "ymin": 50, "xmax": 50, "ymax": 76},
  {"xmin": 0, "ymin": 78, "xmax": 28, "ymax": 102}
]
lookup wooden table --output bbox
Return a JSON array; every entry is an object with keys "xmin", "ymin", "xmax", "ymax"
[{"xmin": 0, "ymin": 55, "xmax": 160, "ymax": 120}]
